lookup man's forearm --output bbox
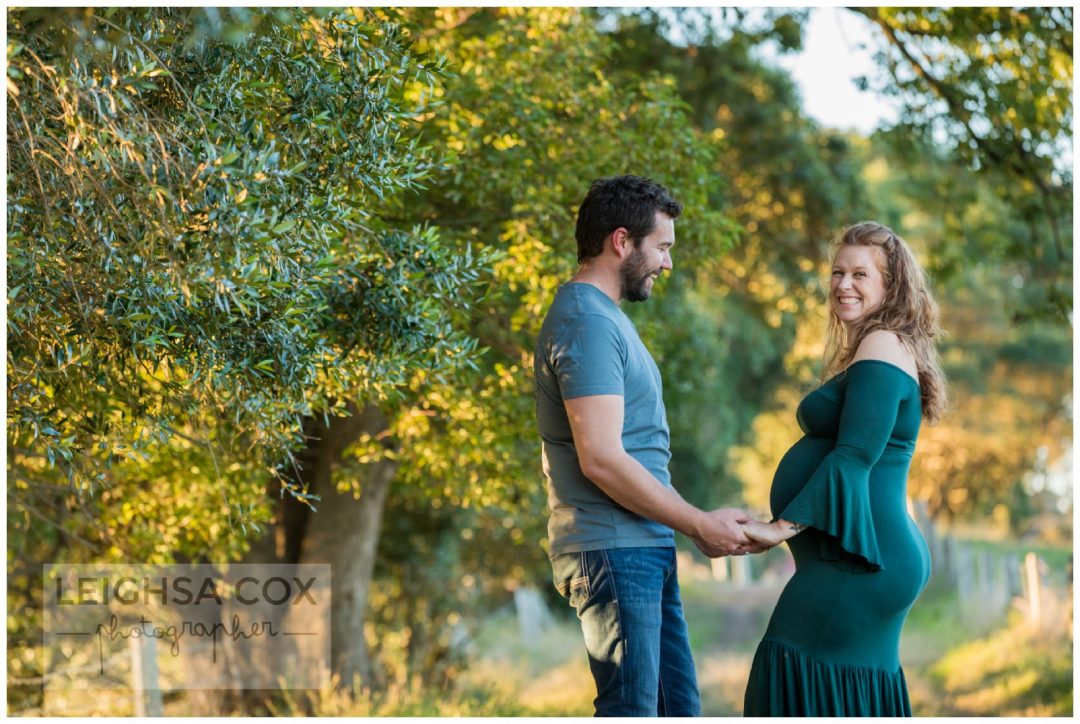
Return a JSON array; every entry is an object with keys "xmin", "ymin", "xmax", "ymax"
[{"xmin": 580, "ymin": 451, "xmax": 706, "ymax": 538}]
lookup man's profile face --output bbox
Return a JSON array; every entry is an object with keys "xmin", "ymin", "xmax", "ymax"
[{"xmin": 619, "ymin": 212, "xmax": 675, "ymax": 303}]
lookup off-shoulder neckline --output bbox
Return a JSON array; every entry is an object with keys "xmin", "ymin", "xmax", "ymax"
[{"xmin": 833, "ymin": 359, "xmax": 920, "ymax": 388}]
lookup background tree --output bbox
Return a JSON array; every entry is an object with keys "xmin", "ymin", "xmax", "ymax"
[
  {"xmin": 859, "ymin": 136, "xmax": 1072, "ymax": 524},
  {"xmin": 733, "ymin": 132, "xmax": 1072, "ymax": 525},
  {"xmin": 7, "ymin": 6, "xmax": 485, "ymax": 707},
  {"xmin": 851, "ymin": 7, "xmax": 1073, "ymax": 521},
  {"xmin": 853, "ymin": 6, "xmax": 1073, "ymax": 321}
]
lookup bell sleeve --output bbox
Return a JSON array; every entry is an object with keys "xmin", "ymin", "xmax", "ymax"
[{"xmin": 776, "ymin": 360, "xmax": 913, "ymax": 573}]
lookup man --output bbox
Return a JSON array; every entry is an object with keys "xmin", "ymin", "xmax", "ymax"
[{"xmin": 534, "ymin": 176, "xmax": 756, "ymax": 716}]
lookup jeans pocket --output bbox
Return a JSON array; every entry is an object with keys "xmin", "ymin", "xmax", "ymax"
[{"xmin": 552, "ymin": 552, "xmax": 591, "ymax": 607}]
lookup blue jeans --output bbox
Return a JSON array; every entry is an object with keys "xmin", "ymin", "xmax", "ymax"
[{"xmin": 551, "ymin": 546, "xmax": 701, "ymax": 717}]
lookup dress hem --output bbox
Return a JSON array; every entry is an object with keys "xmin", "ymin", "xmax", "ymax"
[{"xmin": 743, "ymin": 638, "xmax": 912, "ymax": 717}]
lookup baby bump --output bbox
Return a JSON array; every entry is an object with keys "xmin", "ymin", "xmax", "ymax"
[
  {"xmin": 769, "ymin": 436, "xmax": 836, "ymax": 516},
  {"xmin": 770, "ymin": 439, "xmax": 932, "ymax": 606}
]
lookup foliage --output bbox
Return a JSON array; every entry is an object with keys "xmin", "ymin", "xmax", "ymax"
[
  {"xmin": 638, "ymin": 273, "xmax": 796, "ymax": 509},
  {"xmin": 5, "ymin": 5, "xmax": 1072, "ymax": 712},
  {"xmin": 854, "ymin": 6, "xmax": 1073, "ymax": 321},
  {"xmin": 390, "ymin": 7, "xmax": 740, "ymax": 543},
  {"xmin": 7, "ymin": 5, "xmax": 479, "ymax": 505},
  {"xmin": 6, "ymin": 6, "xmax": 486, "ymax": 706}
]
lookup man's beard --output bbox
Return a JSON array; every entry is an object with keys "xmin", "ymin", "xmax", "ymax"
[{"xmin": 619, "ymin": 245, "xmax": 658, "ymax": 302}]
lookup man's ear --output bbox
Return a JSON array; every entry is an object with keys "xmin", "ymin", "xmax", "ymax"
[{"xmin": 610, "ymin": 227, "xmax": 633, "ymax": 260}]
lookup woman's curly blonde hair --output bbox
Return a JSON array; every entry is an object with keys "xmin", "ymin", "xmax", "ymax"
[{"xmin": 822, "ymin": 222, "xmax": 947, "ymax": 423}]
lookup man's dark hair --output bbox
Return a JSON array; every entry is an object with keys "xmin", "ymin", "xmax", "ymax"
[{"xmin": 574, "ymin": 175, "xmax": 682, "ymax": 263}]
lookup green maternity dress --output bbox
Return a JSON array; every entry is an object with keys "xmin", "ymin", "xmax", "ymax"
[{"xmin": 743, "ymin": 360, "xmax": 932, "ymax": 717}]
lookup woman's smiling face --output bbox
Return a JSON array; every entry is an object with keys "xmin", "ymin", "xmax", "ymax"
[{"xmin": 830, "ymin": 244, "xmax": 887, "ymax": 328}]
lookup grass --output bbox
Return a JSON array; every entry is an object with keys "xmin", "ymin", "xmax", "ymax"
[
  {"xmin": 902, "ymin": 583, "xmax": 992, "ymax": 665},
  {"xmin": 455, "ymin": 547, "xmax": 1072, "ymax": 717},
  {"xmin": 900, "ymin": 537, "xmax": 1073, "ymax": 716},
  {"xmin": 268, "ymin": 679, "xmax": 558, "ymax": 717},
  {"xmin": 268, "ymin": 607, "xmax": 602, "ymax": 716},
  {"xmin": 924, "ymin": 608, "xmax": 1073, "ymax": 716},
  {"xmin": 458, "ymin": 607, "xmax": 595, "ymax": 716},
  {"xmin": 27, "ymin": 543, "xmax": 1068, "ymax": 716}
]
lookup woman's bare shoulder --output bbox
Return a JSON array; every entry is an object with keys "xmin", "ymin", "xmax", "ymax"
[{"xmin": 852, "ymin": 330, "xmax": 919, "ymax": 379}]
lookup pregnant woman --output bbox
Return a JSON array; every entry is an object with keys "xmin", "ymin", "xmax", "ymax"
[{"xmin": 741, "ymin": 222, "xmax": 947, "ymax": 716}]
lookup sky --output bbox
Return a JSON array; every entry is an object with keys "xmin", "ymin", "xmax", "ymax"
[
  {"xmin": 765, "ymin": 7, "xmax": 903, "ymax": 135},
  {"xmin": 657, "ymin": 6, "xmax": 903, "ymax": 135}
]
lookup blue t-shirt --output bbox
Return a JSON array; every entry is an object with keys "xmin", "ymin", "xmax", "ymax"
[{"xmin": 534, "ymin": 282, "xmax": 676, "ymax": 555}]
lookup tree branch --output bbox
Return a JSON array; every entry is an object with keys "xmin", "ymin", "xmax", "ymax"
[
  {"xmin": 853, "ymin": 6, "xmax": 1065, "ymax": 259},
  {"xmin": 10, "ymin": 497, "xmax": 103, "ymax": 552}
]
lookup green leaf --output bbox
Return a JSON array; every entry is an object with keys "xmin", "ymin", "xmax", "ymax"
[{"xmin": 272, "ymin": 219, "xmax": 296, "ymax": 233}]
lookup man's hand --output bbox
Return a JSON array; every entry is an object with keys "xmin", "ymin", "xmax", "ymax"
[{"xmin": 691, "ymin": 507, "xmax": 754, "ymax": 558}]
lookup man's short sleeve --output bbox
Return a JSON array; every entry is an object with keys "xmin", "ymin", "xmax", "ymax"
[{"xmin": 552, "ymin": 314, "xmax": 625, "ymax": 400}]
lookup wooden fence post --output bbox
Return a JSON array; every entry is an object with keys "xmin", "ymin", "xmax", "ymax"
[
  {"xmin": 987, "ymin": 550, "xmax": 1008, "ymax": 618},
  {"xmin": 955, "ymin": 541, "xmax": 974, "ymax": 602},
  {"xmin": 129, "ymin": 621, "xmax": 163, "ymax": 717},
  {"xmin": 711, "ymin": 557, "xmax": 728, "ymax": 582},
  {"xmin": 940, "ymin": 535, "xmax": 956, "ymax": 586},
  {"xmin": 514, "ymin": 586, "xmax": 553, "ymax": 642},
  {"xmin": 1024, "ymin": 552, "xmax": 1042, "ymax": 626},
  {"xmin": 1005, "ymin": 553, "xmax": 1023, "ymax": 597},
  {"xmin": 730, "ymin": 555, "xmax": 752, "ymax": 588}
]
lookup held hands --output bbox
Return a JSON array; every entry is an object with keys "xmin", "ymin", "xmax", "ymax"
[
  {"xmin": 691, "ymin": 508, "xmax": 761, "ymax": 558},
  {"xmin": 690, "ymin": 510, "xmax": 807, "ymax": 558}
]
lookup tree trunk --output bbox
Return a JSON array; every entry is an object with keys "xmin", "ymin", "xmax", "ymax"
[
  {"xmin": 294, "ymin": 403, "xmax": 397, "ymax": 691},
  {"xmin": 234, "ymin": 402, "xmax": 397, "ymax": 698},
  {"xmin": 184, "ymin": 402, "xmax": 395, "ymax": 714}
]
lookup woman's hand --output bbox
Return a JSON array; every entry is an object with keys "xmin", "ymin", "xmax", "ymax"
[{"xmin": 741, "ymin": 518, "xmax": 807, "ymax": 548}]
